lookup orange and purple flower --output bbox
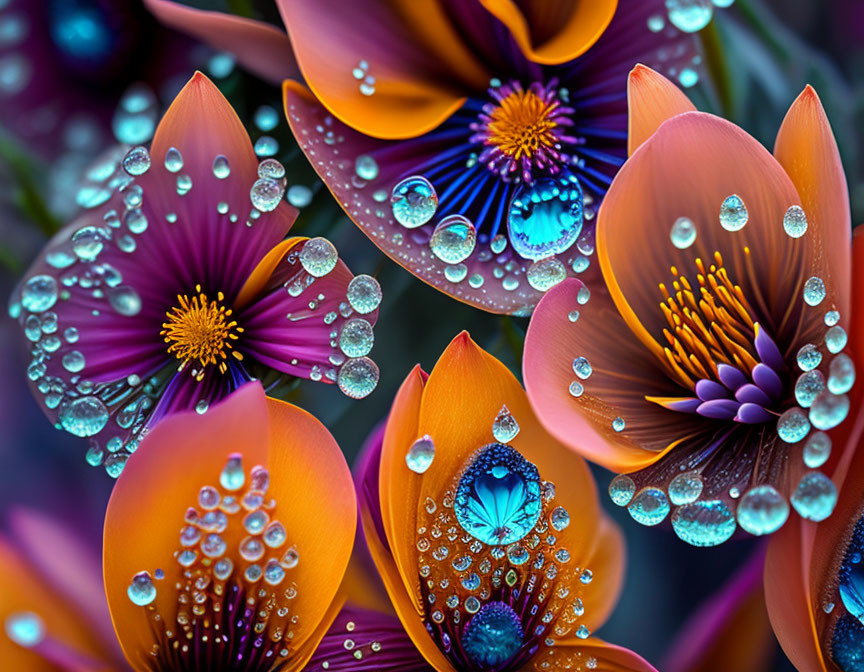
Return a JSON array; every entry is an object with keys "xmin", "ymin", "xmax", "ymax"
[
  {"xmin": 353, "ymin": 332, "xmax": 656, "ymax": 672},
  {"xmin": 146, "ymin": 0, "xmax": 702, "ymax": 314},
  {"xmin": 524, "ymin": 65, "xmax": 855, "ymax": 545},
  {"xmin": 9, "ymin": 72, "xmax": 382, "ymax": 477}
]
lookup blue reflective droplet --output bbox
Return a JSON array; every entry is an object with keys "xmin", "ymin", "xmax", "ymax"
[
  {"xmin": 507, "ymin": 171, "xmax": 583, "ymax": 261},
  {"xmin": 671, "ymin": 500, "xmax": 737, "ymax": 546},
  {"xmin": 454, "ymin": 443, "xmax": 541, "ymax": 546},
  {"xmin": 461, "ymin": 601, "xmax": 523, "ymax": 668}
]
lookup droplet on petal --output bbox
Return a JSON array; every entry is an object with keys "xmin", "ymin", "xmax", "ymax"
[
  {"xmin": 737, "ymin": 485, "xmax": 789, "ymax": 535},
  {"xmin": 670, "ymin": 216, "xmax": 697, "ymax": 249},
  {"xmin": 406, "ymin": 435, "xmax": 435, "ymax": 474},
  {"xmin": 671, "ymin": 500, "xmax": 736, "ymax": 546},
  {"xmin": 429, "ymin": 215, "xmax": 476, "ymax": 264},
  {"xmin": 783, "ymin": 205, "xmax": 808, "ymax": 238},
  {"xmin": 609, "ymin": 475, "xmax": 636, "ymax": 506},
  {"xmin": 299, "ymin": 237, "xmax": 338, "ymax": 277},
  {"xmin": 628, "ymin": 487, "xmax": 670, "ymax": 526},
  {"xmin": 790, "ymin": 472, "xmax": 837, "ymax": 521},
  {"xmin": 338, "ymin": 357, "xmax": 379, "ymax": 399},
  {"xmin": 507, "ymin": 171, "xmax": 583, "ymax": 261},
  {"xmin": 390, "ymin": 176, "xmax": 438, "ymax": 228},
  {"xmin": 803, "ymin": 276, "xmax": 826, "ymax": 306},
  {"xmin": 347, "ymin": 275, "xmax": 382, "ymax": 314},
  {"xmin": 665, "ymin": 0, "xmax": 713, "ymax": 32},
  {"xmin": 719, "ymin": 194, "xmax": 748, "ymax": 231},
  {"xmin": 492, "ymin": 405, "xmax": 520, "ymax": 443},
  {"xmin": 127, "ymin": 571, "xmax": 157, "ymax": 606}
]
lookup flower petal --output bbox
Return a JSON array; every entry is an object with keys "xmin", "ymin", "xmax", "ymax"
[
  {"xmin": 144, "ymin": 0, "xmax": 299, "ymax": 84},
  {"xmin": 480, "ymin": 0, "xmax": 617, "ymax": 65},
  {"xmin": 525, "ymin": 637, "xmax": 657, "ymax": 672},
  {"xmin": 276, "ymin": 0, "xmax": 487, "ymax": 139},
  {"xmin": 774, "ymin": 85, "xmax": 852, "ymax": 319},
  {"xmin": 627, "ymin": 65, "xmax": 696, "ymax": 156}
]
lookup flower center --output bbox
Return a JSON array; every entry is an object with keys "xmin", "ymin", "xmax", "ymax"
[
  {"xmin": 647, "ymin": 251, "xmax": 787, "ymax": 424},
  {"xmin": 161, "ymin": 285, "xmax": 243, "ymax": 380},
  {"xmin": 471, "ymin": 80, "xmax": 574, "ymax": 183}
]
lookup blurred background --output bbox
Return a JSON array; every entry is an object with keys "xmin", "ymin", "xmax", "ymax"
[{"xmin": 1, "ymin": 1, "xmax": 860, "ymax": 669}]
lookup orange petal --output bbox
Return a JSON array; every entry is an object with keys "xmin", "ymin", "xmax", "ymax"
[
  {"xmin": 627, "ymin": 65, "xmax": 696, "ymax": 156},
  {"xmin": 276, "ymin": 0, "xmax": 484, "ymax": 139},
  {"xmin": 526, "ymin": 637, "xmax": 657, "ymax": 672},
  {"xmin": 144, "ymin": 0, "xmax": 299, "ymax": 85},
  {"xmin": 234, "ymin": 237, "xmax": 305, "ymax": 310},
  {"xmin": 479, "ymin": 0, "xmax": 617, "ymax": 65},
  {"xmin": 597, "ymin": 111, "xmax": 807, "ymax": 358},
  {"xmin": 104, "ymin": 383, "xmax": 355, "ymax": 669},
  {"xmin": 774, "ymin": 86, "xmax": 852, "ymax": 319}
]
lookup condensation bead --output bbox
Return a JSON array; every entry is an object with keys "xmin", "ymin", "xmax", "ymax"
[
  {"xmin": 354, "ymin": 154, "xmax": 379, "ymax": 181},
  {"xmin": 671, "ymin": 500, "xmax": 736, "ymax": 546},
  {"xmin": 628, "ymin": 487, "xmax": 670, "ymax": 526},
  {"xmin": 219, "ymin": 454, "xmax": 245, "ymax": 491},
  {"xmin": 263, "ymin": 521, "xmax": 287, "ymax": 548},
  {"xmin": 258, "ymin": 158, "xmax": 286, "ymax": 180},
  {"xmin": 122, "ymin": 146, "xmax": 151, "ymax": 176},
  {"xmin": 572, "ymin": 357, "xmax": 591, "ymax": 380},
  {"xmin": 783, "ymin": 205, "xmax": 808, "ymax": 238},
  {"xmin": 299, "ymin": 237, "xmax": 338, "ymax": 277},
  {"xmin": 718, "ymin": 194, "xmax": 748, "ymax": 231},
  {"xmin": 21, "ymin": 275, "xmax": 58, "ymax": 313},
  {"xmin": 406, "ymin": 435, "xmax": 435, "ymax": 474},
  {"xmin": 339, "ymin": 318, "xmax": 374, "ymax": 357},
  {"xmin": 803, "ymin": 276, "xmax": 826, "ymax": 306},
  {"xmin": 737, "ymin": 485, "xmax": 789, "ymax": 535},
  {"xmin": 668, "ymin": 471, "xmax": 703, "ymax": 505},
  {"xmin": 803, "ymin": 431, "xmax": 832, "ymax": 468},
  {"xmin": 777, "ymin": 407, "xmax": 810, "ymax": 443},
  {"xmin": 492, "ymin": 405, "xmax": 519, "ymax": 443},
  {"xmin": 609, "ymin": 475, "xmax": 635, "ymax": 506},
  {"xmin": 127, "ymin": 571, "xmax": 157, "ymax": 606},
  {"xmin": 212, "ymin": 155, "xmax": 230, "ymax": 179},
  {"xmin": 809, "ymin": 392, "xmax": 849, "ymax": 431},
  {"xmin": 526, "ymin": 257, "xmax": 567, "ymax": 292},
  {"xmin": 791, "ymin": 472, "xmax": 838, "ymax": 521},
  {"xmin": 429, "ymin": 215, "xmax": 476, "ymax": 264},
  {"xmin": 826, "ymin": 326, "xmax": 848, "ymax": 354},
  {"xmin": 795, "ymin": 370, "xmax": 825, "ymax": 408},
  {"xmin": 797, "ymin": 344, "xmax": 822, "ymax": 371},
  {"xmin": 825, "ymin": 310, "xmax": 840, "ymax": 326},
  {"xmin": 550, "ymin": 507, "xmax": 570, "ymax": 531},
  {"xmin": 390, "ymin": 176, "xmax": 438, "ymax": 228},
  {"xmin": 670, "ymin": 217, "xmax": 696, "ymax": 249},
  {"xmin": 337, "ymin": 357, "xmax": 379, "ymax": 399},
  {"xmin": 346, "ymin": 275, "xmax": 382, "ymax": 314},
  {"xmin": 666, "ymin": 0, "xmax": 714, "ymax": 33},
  {"xmin": 164, "ymin": 147, "xmax": 183, "ymax": 172},
  {"xmin": 250, "ymin": 177, "xmax": 284, "ymax": 212},
  {"xmin": 198, "ymin": 486, "xmax": 220, "ymax": 510},
  {"xmin": 59, "ymin": 396, "xmax": 109, "ymax": 437},
  {"xmin": 828, "ymin": 353, "xmax": 855, "ymax": 394}
]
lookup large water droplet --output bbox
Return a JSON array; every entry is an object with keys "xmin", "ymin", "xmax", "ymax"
[
  {"xmin": 790, "ymin": 471, "xmax": 837, "ymax": 521},
  {"xmin": 429, "ymin": 215, "xmax": 476, "ymax": 264},
  {"xmin": 665, "ymin": 0, "xmax": 713, "ymax": 32},
  {"xmin": 250, "ymin": 177, "xmax": 284, "ymax": 212},
  {"xmin": 826, "ymin": 325, "xmax": 848, "ymax": 354},
  {"xmin": 21, "ymin": 275, "xmax": 58, "ymax": 313},
  {"xmin": 526, "ymin": 257, "xmax": 567, "ymax": 292},
  {"xmin": 668, "ymin": 471, "xmax": 703, "ymax": 505},
  {"xmin": 737, "ymin": 485, "xmax": 789, "ymax": 535},
  {"xmin": 672, "ymin": 500, "xmax": 736, "ymax": 546},
  {"xmin": 783, "ymin": 205, "xmax": 808, "ymax": 238},
  {"xmin": 828, "ymin": 353, "xmax": 855, "ymax": 395},
  {"xmin": 507, "ymin": 171, "xmax": 583, "ymax": 261},
  {"xmin": 300, "ymin": 237, "xmax": 338, "ymax": 277},
  {"xmin": 492, "ymin": 405, "xmax": 519, "ymax": 443},
  {"xmin": 61, "ymin": 350, "xmax": 85, "ymax": 373},
  {"xmin": 777, "ymin": 407, "xmax": 810, "ymax": 443},
  {"xmin": 337, "ymin": 357, "xmax": 379, "ymax": 399},
  {"xmin": 803, "ymin": 431, "xmax": 832, "ymax": 469},
  {"xmin": 339, "ymin": 318, "xmax": 374, "ymax": 357},
  {"xmin": 670, "ymin": 216, "xmax": 697, "ymax": 249},
  {"xmin": 719, "ymin": 194, "xmax": 748, "ymax": 231},
  {"xmin": 59, "ymin": 396, "xmax": 109, "ymax": 437},
  {"xmin": 572, "ymin": 356, "xmax": 592, "ymax": 380},
  {"xmin": 127, "ymin": 571, "xmax": 157, "ymax": 606},
  {"xmin": 809, "ymin": 392, "xmax": 849, "ymax": 430},
  {"xmin": 347, "ymin": 275, "xmax": 382, "ymax": 314},
  {"xmin": 609, "ymin": 474, "xmax": 635, "ymax": 506},
  {"xmin": 803, "ymin": 276, "xmax": 826, "ymax": 306},
  {"xmin": 797, "ymin": 343, "xmax": 822, "ymax": 371},
  {"xmin": 108, "ymin": 286, "xmax": 142, "ymax": 316},
  {"xmin": 390, "ymin": 176, "xmax": 438, "ymax": 228},
  {"xmin": 122, "ymin": 146, "xmax": 151, "ymax": 176},
  {"xmin": 795, "ymin": 370, "xmax": 825, "ymax": 408},
  {"xmin": 220, "ymin": 454, "xmax": 245, "ymax": 491},
  {"xmin": 628, "ymin": 487, "xmax": 670, "ymax": 526},
  {"xmin": 462, "ymin": 601, "xmax": 523, "ymax": 668},
  {"xmin": 454, "ymin": 443, "xmax": 541, "ymax": 545},
  {"xmin": 212, "ymin": 155, "xmax": 230, "ymax": 179},
  {"xmin": 406, "ymin": 435, "xmax": 435, "ymax": 473},
  {"xmin": 164, "ymin": 147, "xmax": 183, "ymax": 173}
]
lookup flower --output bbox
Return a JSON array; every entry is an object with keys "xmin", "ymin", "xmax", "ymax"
[
  {"xmin": 524, "ymin": 65, "xmax": 855, "ymax": 545},
  {"xmin": 102, "ymin": 381, "xmax": 358, "ymax": 670},
  {"xmin": 354, "ymin": 331, "xmax": 656, "ymax": 672},
  {"xmin": 146, "ymin": 0, "xmax": 702, "ymax": 314},
  {"xmin": 0, "ymin": 507, "xmax": 125, "ymax": 670},
  {"xmin": 10, "ymin": 72, "xmax": 382, "ymax": 477},
  {"xmin": 764, "ymin": 230, "xmax": 864, "ymax": 672}
]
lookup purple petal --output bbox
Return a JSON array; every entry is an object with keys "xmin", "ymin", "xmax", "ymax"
[
  {"xmin": 735, "ymin": 403, "xmax": 774, "ymax": 424},
  {"xmin": 696, "ymin": 399, "xmax": 740, "ymax": 420},
  {"xmin": 661, "ymin": 398, "xmax": 702, "ymax": 413},
  {"xmin": 717, "ymin": 363, "xmax": 748, "ymax": 391},
  {"xmin": 752, "ymin": 363, "xmax": 783, "ymax": 401},
  {"xmin": 303, "ymin": 606, "xmax": 434, "ymax": 671},
  {"xmin": 695, "ymin": 379, "xmax": 729, "ymax": 402},
  {"xmin": 754, "ymin": 326, "xmax": 786, "ymax": 372},
  {"xmin": 734, "ymin": 384, "xmax": 772, "ymax": 407}
]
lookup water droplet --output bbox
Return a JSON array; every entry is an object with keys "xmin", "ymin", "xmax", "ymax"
[
  {"xmin": 127, "ymin": 571, "xmax": 157, "ymax": 606},
  {"xmin": 666, "ymin": 0, "xmax": 714, "ymax": 32},
  {"xmin": 250, "ymin": 177, "xmax": 285, "ymax": 212},
  {"xmin": 828, "ymin": 353, "xmax": 855, "ymax": 395},
  {"xmin": 429, "ymin": 215, "xmax": 476, "ymax": 264},
  {"xmin": 21, "ymin": 275, "xmax": 58, "ymax": 313},
  {"xmin": 670, "ymin": 216, "xmax": 697, "ymax": 249},
  {"xmin": 783, "ymin": 205, "xmax": 808, "ymax": 238},
  {"xmin": 61, "ymin": 350, "xmax": 85, "ymax": 373},
  {"xmin": 803, "ymin": 431, "xmax": 831, "ymax": 468},
  {"xmin": 737, "ymin": 485, "xmax": 789, "ymax": 535},
  {"xmin": 254, "ymin": 105, "xmax": 279, "ymax": 132},
  {"xmin": 444, "ymin": 263, "xmax": 467, "ymax": 283},
  {"xmin": 339, "ymin": 318, "xmax": 374, "ymax": 357},
  {"xmin": 628, "ymin": 487, "xmax": 670, "ymax": 526},
  {"xmin": 347, "ymin": 275, "xmax": 382, "ymax": 314},
  {"xmin": 809, "ymin": 392, "xmax": 849, "ymax": 430},
  {"xmin": 609, "ymin": 475, "xmax": 636, "ymax": 506},
  {"xmin": 462, "ymin": 602, "xmax": 524, "ymax": 668},
  {"xmin": 803, "ymin": 276, "xmax": 826, "ymax": 306},
  {"xmin": 71, "ymin": 226, "xmax": 106, "ymax": 261},
  {"xmin": 777, "ymin": 407, "xmax": 810, "ymax": 443},
  {"xmin": 526, "ymin": 257, "xmax": 567, "ymax": 292},
  {"xmin": 668, "ymin": 471, "xmax": 703, "ymax": 505},
  {"xmin": 113, "ymin": 84, "xmax": 157, "ymax": 144},
  {"xmin": 254, "ymin": 136, "xmax": 278, "ymax": 157},
  {"xmin": 507, "ymin": 171, "xmax": 583, "ymax": 261},
  {"xmin": 220, "ymin": 454, "xmax": 245, "ymax": 491},
  {"xmin": 164, "ymin": 147, "xmax": 183, "ymax": 173},
  {"xmin": 797, "ymin": 343, "xmax": 822, "ymax": 371},
  {"xmin": 263, "ymin": 521, "xmax": 287, "ymax": 548},
  {"xmin": 719, "ymin": 194, "xmax": 748, "ymax": 231},
  {"xmin": 672, "ymin": 500, "xmax": 736, "ymax": 546},
  {"xmin": 790, "ymin": 471, "xmax": 837, "ymax": 521},
  {"xmin": 825, "ymin": 310, "xmax": 840, "ymax": 326},
  {"xmin": 572, "ymin": 356, "xmax": 592, "ymax": 380},
  {"xmin": 212, "ymin": 154, "xmax": 230, "ymax": 179},
  {"xmin": 5, "ymin": 612, "xmax": 45, "ymax": 647},
  {"xmin": 492, "ymin": 405, "xmax": 520, "ymax": 443},
  {"xmin": 59, "ymin": 396, "xmax": 109, "ymax": 437},
  {"xmin": 122, "ymin": 146, "xmax": 150, "ymax": 176},
  {"xmin": 612, "ymin": 416, "xmax": 625, "ymax": 432},
  {"xmin": 338, "ymin": 357, "xmax": 379, "ymax": 399},
  {"xmin": 258, "ymin": 158, "xmax": 286, "ymax": 180},
  {"xmin": 300, "ymin": 237, "xmax": 338, "ymax": 277},
  {"xmin": 108, "ymin": 286, "xmax": 142, "ymax": 316},
  {"xmin": 568, "ymin": 381, "xmax": 584, "ymax": 397},
  {"xmin": 287, "ymin": 185, "xmax": 312, "ymax": 208},
  {"xmin": 550, "ymin": 506, "xmax": 570, "ymax": 531},
  {"xmin": 826, "ymin": 325, "xmax": 848, "ymax": 354},
  {"xmin": 406, "ymin": 435, "xmax": 435, "ymax": 474},
  {"xmin": 355, "ymin": 155, "xmax": 379, "ymax": 181},
  {"xmin": 678, "ymin": 67, "xmax": 699, "ymax": 88},
  {"xmin": 454, "ymin": 443, "xmax": 541, "ymax": 545},
  {"xmin": 795, "ymin": 370, "xmax": 825, "ymax": 408},
  {"xmin": 390, "ymin": 176, "xmax": 438, "ymax": 228}
]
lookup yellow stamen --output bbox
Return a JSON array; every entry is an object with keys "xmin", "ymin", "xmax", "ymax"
[
  {"xmin": 161, "ymin": 285, "xmax": 243, "ymax": 381},
  {"xmin": 487, "ymin": 89, "xmax": 559, "ymax": 160},
  {"xmin": 657, "ymin": 252, "xmax": 759, "ymax": 391}
]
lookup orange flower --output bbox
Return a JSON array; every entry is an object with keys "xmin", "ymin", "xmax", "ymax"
[
  {"xmin": 102, "ymin": 382, "xmax": 357, "ymax": 671},
  {"xmin": 355, "ymin": 332, "xmax": 655, "ymax": 672},
  {"xmin": 525, "ymin": 65, "xmax": 855, "ymax": 545}
]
